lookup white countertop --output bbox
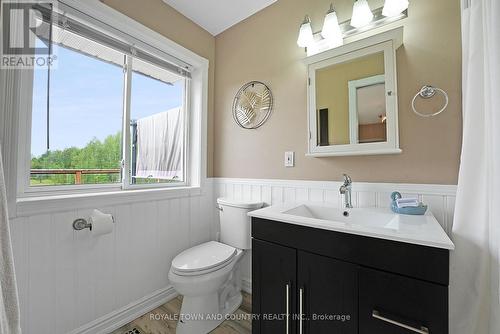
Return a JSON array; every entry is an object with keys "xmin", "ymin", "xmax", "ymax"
[{"xmin": 248, "ymin": 202, "xmax": 455, "ymax": 250}]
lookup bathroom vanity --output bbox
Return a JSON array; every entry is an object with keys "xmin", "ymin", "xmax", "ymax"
[{"xmin": 249, "ymin": 204, "xmax": 454, "ymax": 334}]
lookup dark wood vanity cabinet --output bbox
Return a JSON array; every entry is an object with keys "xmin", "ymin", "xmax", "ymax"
[
  {"xmin": 358, "ymin": 267, "xmax": 448, "ymax": 334},
  {"xmin": 253, "ymin": 239, "xmax": 297, "ymax": 334},
  {"xmin": 252, "ymin": 218, "xmax": 450, "ymax": 334},
  {"xmin": 298, "ymin": 251, "xmax": 358, "ymax": 334}
]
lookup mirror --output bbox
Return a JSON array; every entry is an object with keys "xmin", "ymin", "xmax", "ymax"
[
  {"xmin": 306, "ymin": 28, "xmax": 402, "ymax": 157},
  {"xmin": 316, "ymin": 52, "xmax": 386, "ymax": 146}
]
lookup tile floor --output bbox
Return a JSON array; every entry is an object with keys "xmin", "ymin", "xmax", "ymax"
[{"xmin": 110, "ymin": 292, "xmax": 252, "ymax": 334}]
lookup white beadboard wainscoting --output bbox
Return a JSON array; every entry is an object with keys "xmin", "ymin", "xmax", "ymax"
[
  {"xmin": 10, "ymin": 183, "xmax": 215, "ymax": 334},
  {"xmin": 8, "ymin": 177, "xmax": 457, "ymax": 334},
  {"xmin": 212, "ymin": 177, "xmax": 458, "ymax": 290}
]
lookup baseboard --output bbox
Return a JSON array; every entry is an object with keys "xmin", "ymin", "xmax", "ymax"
[
  {"xmin": 242, "ymin": 277, "xmax": 252, "ymax": 294},
  {"xmin": 69, "ymin": 286, "xmax": 178, "ymax": 334}
]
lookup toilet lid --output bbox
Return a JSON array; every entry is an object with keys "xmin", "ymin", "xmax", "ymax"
[{"xmin": 171, "ymin": 241, "xmax": 237, "ymax": 274}]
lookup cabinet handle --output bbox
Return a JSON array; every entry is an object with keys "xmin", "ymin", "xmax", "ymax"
[
  {"xmin": 285, "ymin": 283, "xmax": 290, "ymax": 334},
  {"xmin": 299, "ymin": 287, "xmax": 304, "ymax": 334},
  {"xmin": 372, "ymin": 310, "xmax": 429, "ymax": 334}
]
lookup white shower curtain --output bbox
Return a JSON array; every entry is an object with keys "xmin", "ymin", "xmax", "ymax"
[
  {"xmin": 450, "ymin": 0, "xmax": 500, "ymax": 333},
  {"xmin": 0, "ymin": 147, "xmax": 21, "ymax": 334}
]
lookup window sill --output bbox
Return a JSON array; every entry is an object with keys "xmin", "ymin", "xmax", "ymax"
[{"xmin": 15, "ymin": 185, "xmax": 204, "ymax": 217}]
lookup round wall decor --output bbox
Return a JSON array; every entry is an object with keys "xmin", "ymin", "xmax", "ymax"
[{"xmin": 232, "ymin": 81, "xmax": 273, "ymax": 129}]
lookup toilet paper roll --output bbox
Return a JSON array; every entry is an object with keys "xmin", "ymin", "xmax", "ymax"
[{"xmin": 89, "ymin": 209, "xmax": 114, "ymax": 236}]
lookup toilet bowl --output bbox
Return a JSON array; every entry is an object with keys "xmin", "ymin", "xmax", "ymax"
[{"xmin": 169, "ymin": 198, "xmax": 263, "ymax": 334}]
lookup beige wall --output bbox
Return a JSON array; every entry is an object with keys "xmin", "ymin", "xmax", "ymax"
[
  {"xmin": 102, "ymin": 0, "xmax": 216, "ymax": 177},
  {"xmin": 214, "ymin": 0, "xmax": 462, "ymax": 184},
  {"xmin": 316, "ymin": 52, "xmax": 385, "ymax": 145}
]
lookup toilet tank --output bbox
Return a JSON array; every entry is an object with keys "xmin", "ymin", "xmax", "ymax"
[{"xmin": 217, "ymin": 198, "xmax": 263, "ymax": 249}]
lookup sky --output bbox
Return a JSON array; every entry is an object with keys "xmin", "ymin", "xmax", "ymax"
[{"xmin": 31, "ymin": 43, "xmax": 184, "ymax": 157}]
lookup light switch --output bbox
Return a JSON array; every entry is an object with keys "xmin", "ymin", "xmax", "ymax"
[{"xmin": 284, "ymin": 151, "xmax": 295, "ymax": 167}]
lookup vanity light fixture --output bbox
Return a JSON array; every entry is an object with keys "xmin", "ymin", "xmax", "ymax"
[
  {"xmin": 296, "ymin": 2, "xmax": 407, "ymax": 56},
  {"xmin": 321, "ymin": 4, "xmax": 343, "ymax": 47},
  {"xmin": 382, "ymin": 0, "xmax": 409, "ymax": 17},
  {"xmin": 297, "ymin": 15, "xmax": 314, "ymax": 48},
  {"xmin": 350, "ymin": 0, "xmax": 374, "ymax": 28}
]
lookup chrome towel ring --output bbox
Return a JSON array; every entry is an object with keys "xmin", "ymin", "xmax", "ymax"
[{"xmin": 411, "ymin": 85, "xmax": 449, "ymax": 117}]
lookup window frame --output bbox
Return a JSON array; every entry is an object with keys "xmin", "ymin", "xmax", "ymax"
[
  {"xmin": 13, "ymin": 0, "xmax": 208, "ymax": 199},
  {"xmin": 122, "ymin": 56, "xmax": 190, "ymax": 190}
]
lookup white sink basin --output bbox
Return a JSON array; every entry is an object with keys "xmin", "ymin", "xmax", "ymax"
[
  {"xmin": 248, "ymin": 202, "xmax": 454, "ymax": 250},
  {"xmin": 284, "ymin": 204, "xmax": 398, "ymax": 230}
]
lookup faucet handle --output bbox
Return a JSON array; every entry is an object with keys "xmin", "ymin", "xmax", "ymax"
[{"xmin": 343, "ymin": 174, "xmax": 352, "ymax": 185}]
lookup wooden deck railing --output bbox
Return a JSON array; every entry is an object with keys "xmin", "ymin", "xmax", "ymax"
[{"xmin": 30, "ymin": 169, "xmax": 120, "ymax": 184}]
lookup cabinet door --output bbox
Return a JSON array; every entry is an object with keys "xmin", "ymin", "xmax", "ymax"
[
  {"xmin": 252, "ymin": 239, "xmax": 297, "ymax": 334},
  {"xmin": 297, "ymin": 251, "xmax": 358, "ymax": 334},
  {"xmin": 359, "ymin": 267, "xmax": 448, "ymax": 334}
]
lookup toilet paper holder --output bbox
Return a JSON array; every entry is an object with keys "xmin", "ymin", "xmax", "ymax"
[
  {"xmin": 73, "ymin": 218, "xmax": 92, "ymax": 231},
  {"xmin": 72, "ymin": 216, "xmax": 115, "ymax": 231}
]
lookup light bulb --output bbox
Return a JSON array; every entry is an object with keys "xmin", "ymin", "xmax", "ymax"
[
  {"xmin": 297, "ymin": 16, "xmax": 314, "ymax": 48},
  {"xmin": 321, "ymin": 5, "xmax": 343, "ymax": 47},
  {"xmin": 350, "ymin": 0, "xmax": 373, "ymax": 28},
  {"xmin": 382, "ymin": 0, "xmax": 409, "ymax": 17}
]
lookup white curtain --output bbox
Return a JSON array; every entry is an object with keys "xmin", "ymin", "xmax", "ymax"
[
  {"xmin": 0, "ymin": 146, "xmax": 21, "ymax": 334},
  {"xmin": 450, "ymin": 1, "xmax": 500, "ymax": 333}
]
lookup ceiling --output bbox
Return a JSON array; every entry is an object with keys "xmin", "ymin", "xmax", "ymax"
[{"xmin": 162, "ymin": 0, "xmax": 278, "ymax": 36}]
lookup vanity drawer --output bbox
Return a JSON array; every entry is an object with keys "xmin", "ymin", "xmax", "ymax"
[{"xmin": 359, "ymin": 267, "xmax": 448, "ymax": 334}]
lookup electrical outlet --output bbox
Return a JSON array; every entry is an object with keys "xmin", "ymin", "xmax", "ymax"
[{"xmin": 284, "ymin": 151, "xmax": 295, "ymax": 167}]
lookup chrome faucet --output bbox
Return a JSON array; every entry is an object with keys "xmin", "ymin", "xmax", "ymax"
[{"xmin": 339, "ymin": 174, "xmax": 353, "ymax": 209}]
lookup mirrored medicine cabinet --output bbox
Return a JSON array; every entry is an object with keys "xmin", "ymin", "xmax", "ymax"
[{"xmin": 305, "ymin": 27, "xmax": 403, "ymax": 157}]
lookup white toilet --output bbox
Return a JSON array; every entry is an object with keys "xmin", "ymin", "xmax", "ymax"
[{"xmin": 168, "ymin": 198, "xmax": 263, "ymax": 334}]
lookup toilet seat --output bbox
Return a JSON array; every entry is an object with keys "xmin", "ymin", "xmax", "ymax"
[{"xmin": 171, "ymin": 241, "xmax": 237, "ymax": 276}]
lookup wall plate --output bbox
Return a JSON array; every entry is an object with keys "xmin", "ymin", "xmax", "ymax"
[{"xmin": 285, "ymin": 151, "xmax": 295, "ymax": 167}]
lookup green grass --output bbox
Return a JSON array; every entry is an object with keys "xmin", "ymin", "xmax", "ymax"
[
  {"xmin": 30, "ymin": 175, "xmax": 121, "ymax": 186},
  {"xmin": 30, "ymin": 178, "xmax": 61, "ymax": 186}
]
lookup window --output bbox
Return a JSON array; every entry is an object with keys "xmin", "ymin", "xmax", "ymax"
[
  {"xmin": 25, "ymin": 4, "xmax": 193, "ymax": 192},
  {"xmin": 128, "ymin": 59, "xmax": 186, "ymax": 186},
  {"xmin": 31, "ymin": 38, "xmax": 124, "ymax": 186}
]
